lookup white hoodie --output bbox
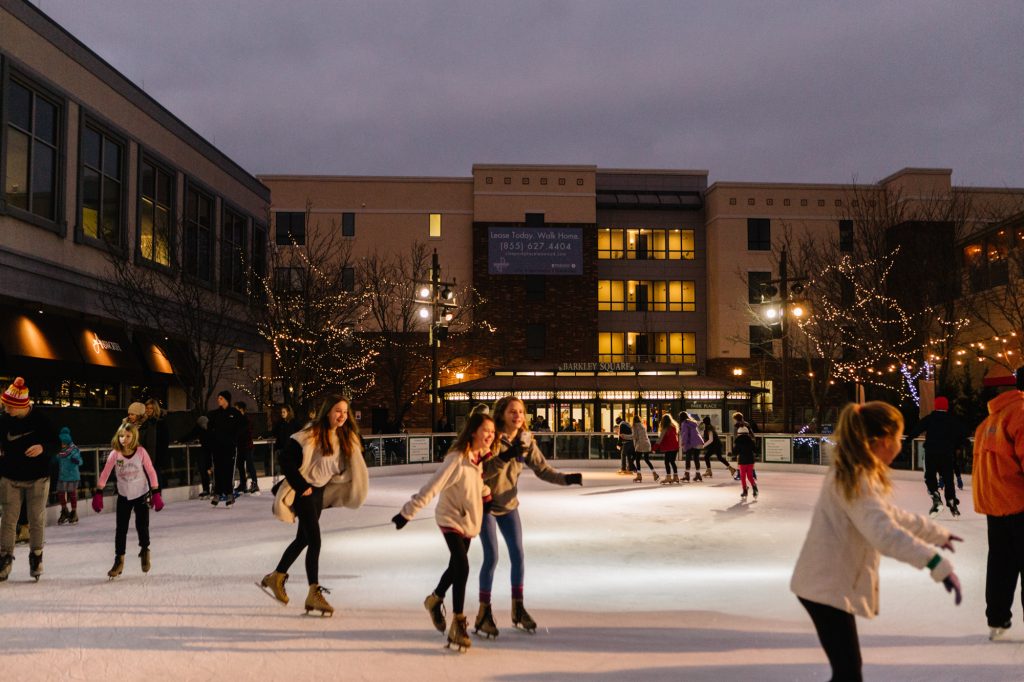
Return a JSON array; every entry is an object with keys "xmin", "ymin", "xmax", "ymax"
[{"xmin": 400, "ymin": 449, "xmax": 491, "ymax": 537}]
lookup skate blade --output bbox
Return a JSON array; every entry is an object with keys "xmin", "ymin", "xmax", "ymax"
[
  {"xmin": 445, "ymin": 641, "xmax": 470, "ymax": 652},
  {"xmin": 304, "ymin": 608, "xmax": 333, "ymax": 617},
  {"xmin": 513, "ymin": 624, "xmax": 537, "ymax": 634},
  {"xmin": 255, "ymin": 581, "xmax": 289, "ymax": 605}
]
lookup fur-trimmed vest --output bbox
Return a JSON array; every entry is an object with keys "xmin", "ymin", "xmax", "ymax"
[{"xmin": 272, "ymin": 428, "xmax": 368, "ymax": 523}]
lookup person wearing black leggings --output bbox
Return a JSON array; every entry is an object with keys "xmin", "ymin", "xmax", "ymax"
[
  {"xmin": 700, "ymin": 416, "xmax": 735, "ymax": 479},
  {"xmin": 652, "ymin": 414, "xmax": 679, "ymax": 484},
  {"xmin": 798, "ymin": 598, "xmax": 862, "ymax": 681}
]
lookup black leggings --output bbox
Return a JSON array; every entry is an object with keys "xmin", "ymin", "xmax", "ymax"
[
  {"xmin": 704, "ymin": 448, "xmax": 730, "ymax": 469},
  {"xmin": 683, "ymin": 448, "xmax": 702, "ymax": 471},
  {"xmin": 115, "ymin": 494, "xmax": 150, "ymax": 556},
  {"xmin": 632, "ymin": 450, "xmax": 655, "ymax": 472},
  {"xmin": 276, "ymin": 486, "xmax": 325, "ymax": 585},
  {"xmin": 434, "ymin": 531, "xmax": 472, "ymax": 614},
  {"xmin": 662, "ymin": 450, "xmax": 678, "ymax": 475},
  {"xmin": 799, "ymin": 597, "xmax": 862, "ymax": 682}
]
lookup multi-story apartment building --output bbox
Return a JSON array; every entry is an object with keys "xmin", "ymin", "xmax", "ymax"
[{"xmin": 0, "ymin": 0, "xmax": 270, "ymax": 441}]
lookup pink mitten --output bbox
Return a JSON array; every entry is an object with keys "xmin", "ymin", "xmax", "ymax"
[
  {"xmin": 91, "ymin": 491, "xmax": 103, "ymax": 513},
  {"xmin": 152, "ymin": 492, "xmax": 164, "ymax": 512}
]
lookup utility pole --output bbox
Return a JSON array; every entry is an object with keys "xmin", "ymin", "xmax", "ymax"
[
  {"xmin": 416, "ymin": 249, "xmax": 457, "ymax": 431},
  {"xmin": 760, "ymin": 247, "xmax": 807, "ymax": 433}
]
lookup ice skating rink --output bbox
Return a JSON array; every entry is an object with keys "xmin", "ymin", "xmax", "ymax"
[{"xmin": 1, "ymin": 463, "xmax": 1022, "ymax": 681}]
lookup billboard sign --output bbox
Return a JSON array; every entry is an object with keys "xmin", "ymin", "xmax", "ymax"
[{"xmin": 488, "ymin": 227, "xmax": 583, "ymax": 275}]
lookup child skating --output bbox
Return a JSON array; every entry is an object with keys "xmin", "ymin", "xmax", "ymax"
[
  {"xmin": 92, "ymin": 423, "xmax": 163, "ymax": 578},
  {"xmin": 734, "ymin": 421, "xmax": 758, "ymax": 500},
  {"xmin": 791, "ymin": 401, "xmax": 962, "ymax": 680},
  {"xmin": 392, "ymin": 412, "xmax": 494, "ymax": 652},
  {"xmin": 55, "ymin": 427, "xmax": 82, "ymax": 525}
]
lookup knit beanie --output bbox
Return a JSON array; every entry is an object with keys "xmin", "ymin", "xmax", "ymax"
[
  {"xmin": 127, "ymin": 402, "xmax": 146, "ymax": 417},
  {"xmin": 218, "ymin": 390, "xmax": 232, "ymax": 403},
  {"xmin": 933, "ymin": 396, "xmax": 949, "ymax": 411},
  {"xmin": 1, "ymin": 377, "xmax": 30, "ymax": 409},
  {"xmin": 59, "ymin": 426, "xmax": 72, "ymax": 445}
]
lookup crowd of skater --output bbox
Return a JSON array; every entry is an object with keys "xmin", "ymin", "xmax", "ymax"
[{"xmin": 1, "ymin": 373, "xmax": 1022, "ymax": 678}]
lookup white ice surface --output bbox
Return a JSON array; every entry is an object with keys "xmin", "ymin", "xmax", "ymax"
[{"xmin": 1, "ymin": 463, "xmax": 1022, "ymax": 681}]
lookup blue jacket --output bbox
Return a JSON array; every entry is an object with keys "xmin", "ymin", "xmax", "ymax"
[{"xmin": 55, "ymin": 443, "xmax": 83, "ymax": 482}]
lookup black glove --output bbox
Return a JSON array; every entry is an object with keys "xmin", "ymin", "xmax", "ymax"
[
  {"xmin": 565, "ymin": 473, "xmax": 582, "ymax": 486},
  {"xmin": 499, "ymin": 435, "xmax": 525, "ymax": 462},
  {"xmin": 392, "ymin": 513, "xmax": 408, "ymax": 530}
]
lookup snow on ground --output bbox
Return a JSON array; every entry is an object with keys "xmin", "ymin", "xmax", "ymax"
[{"xmin": 1, "ymin": 463, "xmax": 1022, "ymax": 681}]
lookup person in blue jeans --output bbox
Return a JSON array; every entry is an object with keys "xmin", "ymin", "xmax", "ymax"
[{"xmin": 476, "ymin": 396, "xmax": 582, "ymax": 638}]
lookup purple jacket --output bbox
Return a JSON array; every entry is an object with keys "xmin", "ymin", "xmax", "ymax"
[{"xmin": 679, "ymin": 419, "xmax": 704, "ymax": 451}]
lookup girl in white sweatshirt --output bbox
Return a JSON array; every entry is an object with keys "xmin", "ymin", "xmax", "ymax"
[
  {"xmin": 393, "ymin": 412, "xmax": 494, "ymax": 651},
  {"xmin": 791, "ymin": 401, "xmax": 962, "ymax": 680}
]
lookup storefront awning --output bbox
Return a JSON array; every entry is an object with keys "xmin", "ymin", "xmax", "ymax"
[
  {"xmin": 69, "ymin": 322, "xmax": 142, "ymax": 373},
  {"xmin": 440, "ymin": 372, "xmax": 762, "ymax": 402},
  {"xmin": 134, "ymin": 333, "xmax": 180, "ymax": 376}
]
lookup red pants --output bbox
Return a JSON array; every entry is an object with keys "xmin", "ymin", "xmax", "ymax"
[{"xmin": 739, "ymin": 464, "xmax": 757, "ymax": 489}]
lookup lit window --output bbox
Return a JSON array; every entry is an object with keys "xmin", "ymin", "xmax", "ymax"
[{"xmin": 429, "ymin": 213, "xmax": 441, "ymax": 238}]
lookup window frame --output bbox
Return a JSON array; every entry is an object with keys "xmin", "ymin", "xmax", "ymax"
[
  {"xmin": 76, "ymin": 112, "xmax": 127, "ymax": 251},
  {"xmin": 1, "ymin": 67, "xmax": 67, "ymax": 233},
  {"xmin": 428, "ymin": 212, "xmax": 441, "ymax": 239},
  {"xmin": 747, "ymin": 218, "xmax": 771, "ymax": 251},
  {"xmin": 251, "ymin": 220, "xmax": 268, "ymax": 302},
  {"xmin": 838, "ymin": 219, "xmax": 854, "ymax": 252},
  {"xmin": 526, "ymin": 323, "xmax": 546, "ymax": 360},
  {"xmin": 182, "ymin": 179, "xmax": 216, "ymax": 284},
  {"xmin": 220, "ymin": 202, "xmax": 248, "ymax": 297},
  {"xmin": 136, "ymin": 151, "xmax": 176, "ymax": 270},
  {"xmin": 274, "ymin": 210, "xmax": 306, "ymax": 246},
  {"xmin": 341, "ymin": 211, "xmax": 355, "ymax": 238}
]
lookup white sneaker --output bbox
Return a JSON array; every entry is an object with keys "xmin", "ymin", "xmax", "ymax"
[{"xmin": 989, "ymin": 624, "xmax": 1011, "ymax": 641}]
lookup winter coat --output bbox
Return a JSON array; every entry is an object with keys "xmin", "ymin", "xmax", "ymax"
[
  {"xmin": 652, "ymin": 425, "xmax": 679, "ymax": 453},
  {"xmin": 791, "ymin": 468, "xmax": 953, "ymax": 618},
  {"xmin": 272, "ymin": 418, "xmax": 300, "ymax": 453},
  {"xmin": 0, "ymin": 408, "xmax": 57, "ymax": 481},
  {"xmin": 733, "ymin": 431, "xmax": 757, "ymax": 465},
  {"xmin": 206, "ymin": 406, "xmax": 243, "ymax": 455},
  {"xmin": 399, "ymin": 449, "xmax": 492, "ymax": 537},
  {"xmin": 972, "ymin": 389, "xmax": 1024, "ymax": 517},
  {"xmin": 702, "ymin": 425, "xmax": 722, "ymax": 455},
  {"xmin": 55, "ymin": 443, "xmax": 83, "ymax": 482},
  {"xmin": 272, "ymin": 428, "xmax": 368, "ymax": 524},
  {"xmin": 483, "ymin": 431, "xmax": 570, "ymax": 515},
  {"xmin": 679, "ymin": 420, "xmax": 704, "ymax": 452},
  {"xmin": 631, "ymin": 423, "xmax": 651, "ymax": 453},
  {"xmin": 906, "ymin": 410, "xmax": 969, "ymax": 455},
  {"xmin": 618, "ymin": 421, "xmax": 635, "ymax": 455},
  {"xmin": 237, "ymin": 415, "xmax": 254, "ymax": 452}
]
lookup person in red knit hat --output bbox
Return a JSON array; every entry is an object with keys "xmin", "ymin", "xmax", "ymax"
[{"xmin": 0, "ymin": 377, "xmax": 58, "ymax": 582}]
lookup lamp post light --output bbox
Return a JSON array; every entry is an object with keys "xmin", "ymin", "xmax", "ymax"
[
  {"xmin": 758, "ymin": 247, "xmax": 808, "ymax": 433},
  {"xmin": 415, "ymin": 249, "xmax": 458, "ymax": 430}
]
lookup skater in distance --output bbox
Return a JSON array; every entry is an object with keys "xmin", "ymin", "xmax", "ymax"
[
  {"xmin": 791, "ymin": 401, "xmax": 962, "ymax": 681},
  {"xmin": 903, "ymin": 396, "xmax": 969, "ymax": 519}
]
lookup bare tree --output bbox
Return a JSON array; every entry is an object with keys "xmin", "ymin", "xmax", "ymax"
[{"xmin": 247, "ymin": 206, "xmax": 376, "ymax": 415}]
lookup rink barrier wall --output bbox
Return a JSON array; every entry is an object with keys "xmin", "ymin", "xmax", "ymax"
[{"xmin": 23, "ymin": 434, "xmax": 967, "ymax": 525}]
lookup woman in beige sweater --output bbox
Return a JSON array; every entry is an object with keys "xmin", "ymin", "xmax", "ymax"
[
  {"xmin": 791, "ymin": 401, "xmax": 962, "ymax": 680},
  {"xmin": 393, "ymin": 412, "xmax": 494, "ymax": 651}
]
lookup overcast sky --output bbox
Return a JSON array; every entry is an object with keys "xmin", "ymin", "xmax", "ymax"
[{"xmin": 32, "ymin": 0, "xmax": 1024, "ymax": 187}]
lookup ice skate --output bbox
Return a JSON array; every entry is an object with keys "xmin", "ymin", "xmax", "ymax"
[
  {"xmin": 948, "ymin": 499, "xmax": 960, "ymax": 517},
  {"xmin": 682, "ymin": 471, "xmax": 690, "ymax": 482},
  {"xmin": 425, "ymin": 592, "xmax": 447, "ymax": 632},
  {"xmin": 107, "ymin": 554, "xmax": 124, "ymax": 580},
  {"xmin": 446, "ymin": 614, "xmax": 471, "ymax": 651},
  {"xmin": 28, "ymin": 550, "xmax": 42, "ymax": 581},
  {"xmin": 694, "ymin": 471, "xmax": 703, "ymax": 482},
  {"xmin": 752, "ymin": 485, "xmax": 759, "ymax": 499},
  {"xmin": 198, "ymin": 491, "xmax": 211, "ymax": 500},
  {"xmin": 660, "ymin": 474, "xmax": 671, "ymax": 485},
  {"xmin": 652, "ymin": 471, "xmax": 660, "ymax": 483},
  {"xmin": 704, "ymin": 468, "xmax": 713, "ymax": 479},
  {"xmin": 728, "ymin": 464, "xmax": 737, "ymax": 477},
  {"xmin": 741, "ymin": 487, "xmax": 748, "ymax": 500},
  {"xmin": 473, "ymin": 602, "xmax": 499, "ymax": 639},
  {"xmin": 211, "ymin": 495, "xmax": 222, "ymax": 507},
  {"xmin": 234, "ymin": 485, "xmax": 246, "ymax": 497},
  {"xmin": 248, "ymin": 482, "xmax": 261, "ymax": 495},
  {"xmin": 928, "ymin": 492, "xmax": 942, "ymax": 518},
  {"xmin": 225, "ymin": 495, "xmax": 235, "ymax": 507},
  {"xmin": 304, "ymin": 584, "xmax": 333, "ymax": 617},
  {"xmin": 140, "ymin": 548, "xmax": 151, "ymax": 573},
  {"xmin": 58, "ymin": 509, "xmax": 69, "ymax": 525},
  {"xmin": 69, "ymin": 510, "xmax": 78, "ymax": 525},
  {"xmin": 989, "ymin": 621, "xmax": 1011, "ymax": 641},
  {"xmin": 956, "ymin": 474, "xmax": 964, "ymax": 491},
  {"xmin": 0, "ymin": 553, "xmax": 13, "ymax": 582},
  {"xmin": 511, "ymin": 598, "xmax": 537, "ymax": 633},
  {"xmin": 633, "ymin": 471, "xmax": 642, "ymax": 483},
  {"xmin": 258, "ymin": 571, "xmax": 289, "ymax": 604}
]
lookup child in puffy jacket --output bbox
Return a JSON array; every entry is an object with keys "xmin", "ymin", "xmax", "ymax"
[
  {"xmin": 55, "ymin": 426, "xmax": 82, "ymax": 525},
  {"xmin": 93, "ymin": 423, "xmax": 163, "ymax": 579}
]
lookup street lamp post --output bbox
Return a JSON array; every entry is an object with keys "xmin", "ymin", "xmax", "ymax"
[
  {"xmin": 760, "ymin": 247, "xmax": 807, "ymax": 433},
  {"xmin": 416, "ymin": 249, "xmax": 457, "ymax": 430}
]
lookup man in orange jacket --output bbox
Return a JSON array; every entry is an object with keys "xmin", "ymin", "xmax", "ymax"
[{"xmin": 972, "ymin": 366, "xmax": 1024, "ymax": 641}]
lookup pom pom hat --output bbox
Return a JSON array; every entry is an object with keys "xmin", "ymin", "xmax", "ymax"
[{"xmin": 1, "ymin": 377, "xmax": 30, "ymax": 409}]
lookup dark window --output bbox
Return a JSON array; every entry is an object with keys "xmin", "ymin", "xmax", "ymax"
[
  {"xmin": 275, "ymin": 211, "xmax": 305, "ymax": 245},
  {"xmin": 525, "ymin": 276, "xmax": 545, "ymax": 302},
  {"xmin": 251, "ymin": 223, "xmax": 268, "ymax": 301},
  {"xmin": 139, "ymin": 158, "xmax": 173, "ymax": 266},
  {"xmin": 220, "ymin": 207, "xmax": 247, "ymax": 295},
  {"xmin": 839, "ymin": 220, "xmax": 854, "ymax": 252},
  {"xmin": 184, "ymin": 185, "xmax": 214, "ymax": 282},
  {"xmin": 80, "ymin": 122, "xmax": 124, "ymax": 245},
  {"xmin": 526, "ymin": 323, "xmax": 545, "ymax": 360},
  {"xmin": 747, "ymin": 218, "xmax": 771, "ymax": 250},
  {"xmin": 840, "ymin": 279, "xmax": 855, "ymax": 307},
  {"xmin": 341, "ymin": 212, "xmax": 355, "ymax": 237},
  {"xmin": 525, "ymin": 213, "xmax": 544, "ymax": 227},
  {"xmin": 749, "ymin": 325, "xmax": 773, "ymax": 357},
  {"xmin": 274, "ymin": 267, "xmax": 304, "ymax": 293},
  {"xmin": 748, "ymin": 271, "xmax": 772, "ymax": 304},
  {"xmin": 341, "ymin": 266, "xmax": 355, "ymax": 292},
  {"xmin": 4, "ymin": 77, "xmax": 62, "ymax": 221}
]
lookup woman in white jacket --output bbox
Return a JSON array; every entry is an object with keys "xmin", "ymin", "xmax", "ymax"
[
  {"xmin": 393, "ymin": 412, "xmax": 495, "ymax": 652},
  {"xmin": 791, "ymin": 401, "xmax": 963, "ymax": 680}
]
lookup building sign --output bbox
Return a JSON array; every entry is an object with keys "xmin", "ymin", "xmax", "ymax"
[
  {"xmin": 763, "ymin": 436, "xmax": 792, "ymax": 463},
  {"xmin": 558, "ymin": 362, "xmax": 636, "ymax": 372},
  {"xmin": 92, "ymin": 333, "xmax": 123, "ymax": 354},
  {"xmin": 488, "ymin": 227, "xmax": 583, "ymax": 275},
  {"xmin": 408, "ymin": 437, "xmax": 432, "ymax": 463}
]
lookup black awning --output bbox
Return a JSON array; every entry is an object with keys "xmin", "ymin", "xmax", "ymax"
[
  {"xmin": 134, "ymin": 332, "xmax": 177, "ymax": 376},
  {"xmin": 0, "ymin": 309, "xmax": 86, "ymax": 380},
  {"xmin": 596, "ymin": 189, "xmax": 704, "ymax": 211},
  {"xmin": 67, "ymin": 321, "xmax": 143, "ymax": 374}
]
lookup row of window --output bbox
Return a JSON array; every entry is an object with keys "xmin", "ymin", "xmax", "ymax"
[
  {"xmin": 729, "ymin": 197, "xmax": 871, "ymax": 208},
  {"xmin": 598, "ymin": 280, "xmax": 696, "ymax": 312},
  {"xmin": 274, "ymin": 210, "xmax": 443, "ymax": 245},
  {"xmin": 962, "ymin": 225, "xmax": 1022, "ymax": 293},
  {"xmin": 1, "ymin": 66, "xmax": 267, "ymax": 296},
  {"xmin": 746, "ymin": 218, "xmax": 854, "ymax": 252},
  {"xmin": 598, "ymin": 332, "xmax": 697, "ymax": 364},
  {"xmin": 597, "ymin": 228, "xmax": 695, "ymax": 260}
]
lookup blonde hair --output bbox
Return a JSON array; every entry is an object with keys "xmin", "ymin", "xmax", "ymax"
[
  {"xmin": 450, "ymin": 412, "xmax": 496, "ymax": 459},
  {"xmin": 145, "ymin": 398, "xmax": 163, "ymax": 419},
  {"xmin": 112, "ymin": 423, "xmax": 140, "ymax": 455},
  {"xmin": 832, "ymin": 401, "xmax": 901, "ymax": 501},
  {"xmin": 492, "ymin": 396, "xmax": 528, "ymax": 435}
]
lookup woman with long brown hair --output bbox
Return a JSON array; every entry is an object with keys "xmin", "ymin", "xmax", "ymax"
[{"xmin": 261, "ymin": 395, "xmax": 368, "ymax": 616}]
